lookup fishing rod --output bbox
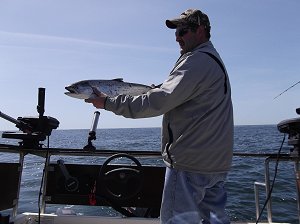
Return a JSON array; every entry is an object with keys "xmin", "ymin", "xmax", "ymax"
[
  {"xmin": 0, "ymin": 110, "xmax": 32, "ymax": 132},
  {"xmin": 274, "ymin": 80, "xmax": 300, "ymax": 99}
]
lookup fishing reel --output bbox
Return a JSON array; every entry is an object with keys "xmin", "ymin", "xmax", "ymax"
[
  {"xmin": 0, "ymin": 88, "xmax": 59, "ymax": 149},
  {"xmin": 277, "ymin": 107, "xmax": 300, "ymax": 155}
]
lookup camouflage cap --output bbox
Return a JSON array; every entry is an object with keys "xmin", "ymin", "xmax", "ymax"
[{"xmin": 166, "ymin": 9, "xmax": 210, "ymax": 30}]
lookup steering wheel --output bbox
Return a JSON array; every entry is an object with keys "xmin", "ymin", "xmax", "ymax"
[{"xmin": 97, "ymin": 153, "xmax": 143, "ymax": 202}]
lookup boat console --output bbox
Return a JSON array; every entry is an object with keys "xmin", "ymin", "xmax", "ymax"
[{"xmin": 46, "ymin": 154, "xmax": 164, "ymax": 217}]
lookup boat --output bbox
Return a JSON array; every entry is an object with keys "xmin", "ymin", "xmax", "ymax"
[{"xmin": 0, "ymin": 88, "xmax": 299, "ymax": 224}]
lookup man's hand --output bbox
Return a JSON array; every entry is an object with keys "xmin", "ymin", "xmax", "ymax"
[{"xmin": 85, "ymin": 88, "xmax": 108, "ymax": 109}]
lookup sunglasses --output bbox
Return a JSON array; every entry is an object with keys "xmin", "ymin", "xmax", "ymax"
[{"xmin": 175, "ymin": 27, "xmax": 190, "ymax": 37}]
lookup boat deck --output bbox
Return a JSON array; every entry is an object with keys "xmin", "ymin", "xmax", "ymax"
[{"xmin": 14, "ymin": 213, "xmax": 291, "ymax": 224}]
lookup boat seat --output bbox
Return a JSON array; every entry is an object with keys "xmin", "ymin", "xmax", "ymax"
[
  {"xmin": 0, "ymin": 163, "xmax": 21, "ymax": 211},
  {"xmin": 45, "ymin": 162, "xmax": 165, "ymax": 217}
]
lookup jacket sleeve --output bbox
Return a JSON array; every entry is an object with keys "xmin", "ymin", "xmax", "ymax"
[{"xmin": 104, "ymin": 52, "xmax": 219, "ymax": 118}]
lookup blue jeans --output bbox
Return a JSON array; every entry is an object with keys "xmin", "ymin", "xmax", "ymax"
[{"xmin": 160, "ymin": 167, "xmax": 230, "ymax": 224}]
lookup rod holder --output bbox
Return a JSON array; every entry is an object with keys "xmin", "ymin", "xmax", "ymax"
[{"xmin": 83, "ymin": 111, "xmax": 100, "ymax": 150}]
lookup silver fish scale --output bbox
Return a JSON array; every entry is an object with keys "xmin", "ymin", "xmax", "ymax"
[{"xmin": 97, "ymin": 83, "xmax": 149, "ymax": 97}]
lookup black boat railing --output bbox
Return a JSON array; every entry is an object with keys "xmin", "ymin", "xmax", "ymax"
[{"xmin": 0, "ymin": 145, "xmax": 298, "ymax": 222}]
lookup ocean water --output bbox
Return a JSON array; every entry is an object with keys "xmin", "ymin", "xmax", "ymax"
[{"xmin": 0, "ymin": 125, "xmax": 298, "ymax": 223}]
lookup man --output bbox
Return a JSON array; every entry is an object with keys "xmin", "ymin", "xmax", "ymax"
[{"xmin": 86, "ymin": 9, "xmax": 233, "ymax": 224}]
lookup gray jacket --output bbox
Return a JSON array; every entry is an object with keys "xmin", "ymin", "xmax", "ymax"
[{"xmin": 105, "ymin": 41, "xmax": 233, "ymax": 173}]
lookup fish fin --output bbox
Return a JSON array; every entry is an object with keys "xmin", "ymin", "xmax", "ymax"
[{"xmin": 112, "ymin": 78, "xmax": 124, "ymax": 82}]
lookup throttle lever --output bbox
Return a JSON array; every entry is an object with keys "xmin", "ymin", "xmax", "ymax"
[{"xmin": 57, "ymin": 159, "xmax": 79, "ymax": 192}]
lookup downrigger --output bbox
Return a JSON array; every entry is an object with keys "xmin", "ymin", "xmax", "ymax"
[{"xmin": 0, "ymin": 88, "xmax": 59, "ymax": 149}]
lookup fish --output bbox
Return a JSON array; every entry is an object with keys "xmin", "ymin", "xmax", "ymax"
[{"xmin": 65, "ymin": 78, "xmax": 154, "ymax": 99}]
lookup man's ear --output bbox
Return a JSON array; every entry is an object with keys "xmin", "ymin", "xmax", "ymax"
[
  {"xmin": 197, "ymin": 25, "xmax": 207, "ymax": 40},
  {"xmin": 197, "ymin": 25, "xmax": 205, "ymax": 34}
]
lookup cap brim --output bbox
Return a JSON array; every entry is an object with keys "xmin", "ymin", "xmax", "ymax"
[
  {"xmin": 166, "ymin": 19, "xmax": 178, "ymax": 29},
  {"xmin": 166, "ymin": 19, "xmax": 183, "ymax": 29}
]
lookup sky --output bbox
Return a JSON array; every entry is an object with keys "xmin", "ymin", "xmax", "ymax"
[{"xmin": 0, "ymin": 0, "xmax": 300, "ymax": 131}]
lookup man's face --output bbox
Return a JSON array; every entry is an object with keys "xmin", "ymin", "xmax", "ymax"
[{"xmin": 175, "ymin": 26, "xmax": 201, "ymax": 54}]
